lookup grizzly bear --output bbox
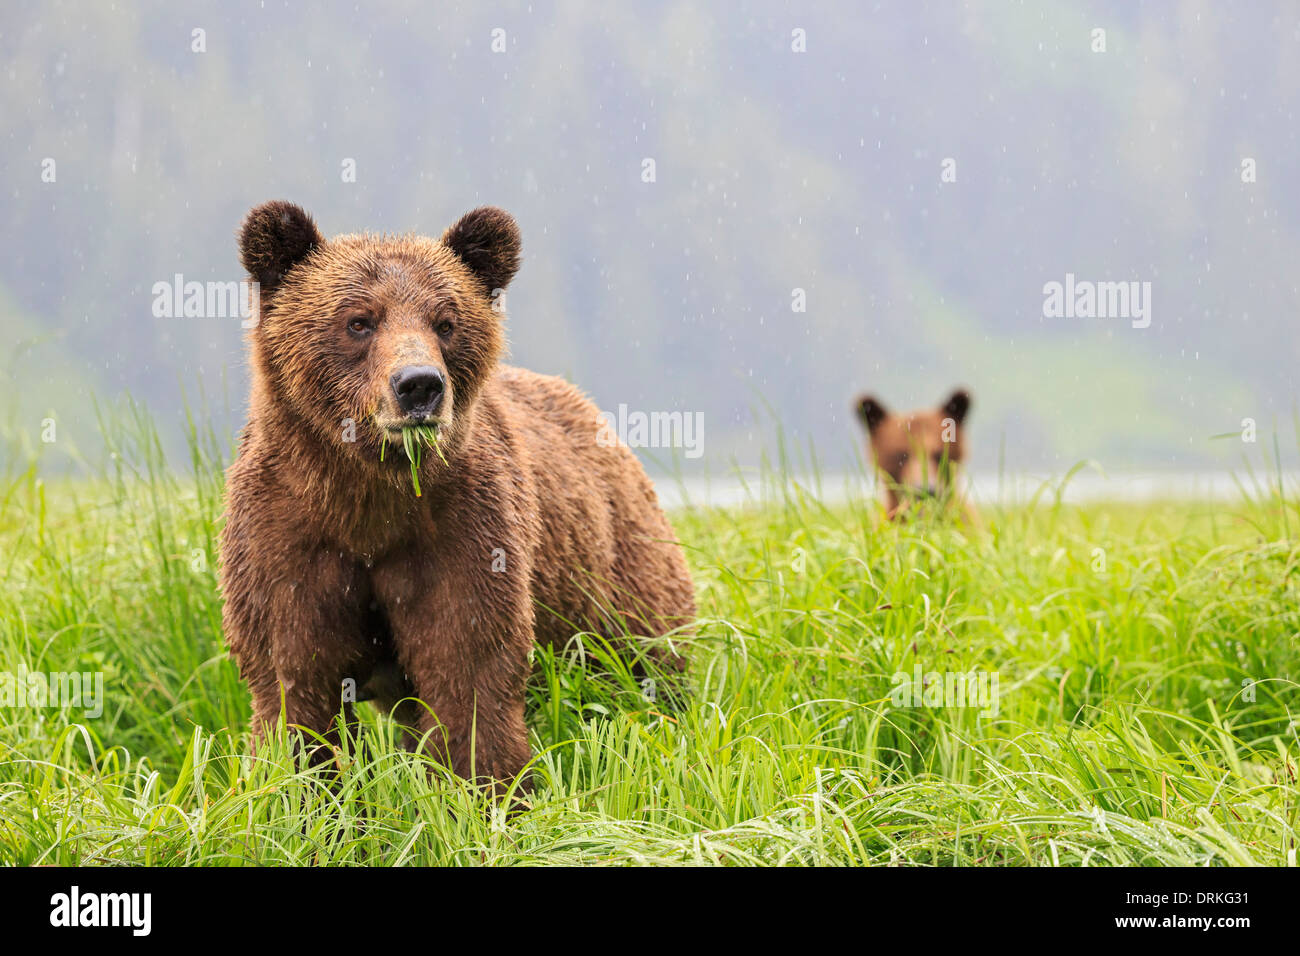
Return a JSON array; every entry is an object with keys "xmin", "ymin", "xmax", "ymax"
[
  {"xmin": 855, "ymin": 389, "xmax": 979, "ymax": 523},
  {"xmin": 219, "ymin": 201, "xmax": 696, "ymax": 789}
]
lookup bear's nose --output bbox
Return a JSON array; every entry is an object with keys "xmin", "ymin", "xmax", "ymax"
[{"xmin": 391, "ymin": 365, "xmax": 445, "ymax": 417}]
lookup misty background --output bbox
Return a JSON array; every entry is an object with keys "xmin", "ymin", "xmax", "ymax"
[{"xmin": 2, "ymin": 1, "xmax": 1297, "ymax": 482}]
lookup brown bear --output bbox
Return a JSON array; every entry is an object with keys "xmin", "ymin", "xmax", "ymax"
[
  {"xmin": 219, "ymin": 201, "xmax": 696, "ymax": 789},
  {"xmin": 855, "ymin": 389, "xmax": 978, "ymax": 523}
]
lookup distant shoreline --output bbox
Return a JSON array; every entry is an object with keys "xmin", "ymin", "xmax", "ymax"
[{"xmin": 655, "ymin": 470, "xmax": 1300, "ymax": 510}]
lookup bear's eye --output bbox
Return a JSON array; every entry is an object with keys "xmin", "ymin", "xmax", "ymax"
[
  {"xmin": 346, "ymin": 315, "xmax": 374, "ymax": 337},
  {"xmin": 435, "ymin": 319, "xmax": 454, "ymax": 338}
]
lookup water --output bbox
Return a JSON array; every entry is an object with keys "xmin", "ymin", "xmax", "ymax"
[{"xmin": 654, "ymin": 470, "xmax": 1300, "ymax": 511}]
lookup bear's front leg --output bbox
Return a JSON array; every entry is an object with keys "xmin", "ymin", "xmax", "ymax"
[
  {"xmin": 221, "ymin": 519, "xmax": 381, "ymax": 753},
  {"xmin": 371, "ymin": 548, "xmax": 534, "ymax": 790}
]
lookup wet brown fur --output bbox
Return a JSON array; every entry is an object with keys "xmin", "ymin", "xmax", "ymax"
[{"xmin": 219, "ymin": 202, "xmax": 695, "ymax": 790}]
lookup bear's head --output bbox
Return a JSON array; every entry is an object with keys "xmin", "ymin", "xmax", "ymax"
[
  {"xmin": 238, "ymin": 201, "xmax": 520, "ymax": 468},
  {"xmin": 855, "ymin": 389, "xmax": 971, "ymax": 512}
]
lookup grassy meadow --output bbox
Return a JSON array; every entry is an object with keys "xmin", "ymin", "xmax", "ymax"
[{"xmin": 0, "ymin": 410, "xmax": 1297, "ymax": 866}]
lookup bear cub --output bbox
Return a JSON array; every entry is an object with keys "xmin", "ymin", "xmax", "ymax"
[
  {"xmin": 855, "ymin": 389, "xmax": 977, "ymax": 523},
  {"xmin": 219, "ymin": 201, "xmax": 695, "ymax": 789}
]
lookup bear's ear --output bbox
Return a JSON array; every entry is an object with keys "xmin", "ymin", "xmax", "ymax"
[
  {"xmin": 856, "ymin": 395, "xmax": 888, "ymax": 434},
  {"xmin": 441, "ymin": 207, "xmax": 521, "ymax": 294},
  {"xmin": 941, "ymin": 388, "xmax": 971, "ymax": 425},
  {"xmin": 238, "ymin": 201, "xmax": 323, "ymax": 294}
]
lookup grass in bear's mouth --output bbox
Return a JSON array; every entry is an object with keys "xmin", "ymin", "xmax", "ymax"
[{"xmin": 379, "ymin": 424, "xmax": 447, "ymax": 496}]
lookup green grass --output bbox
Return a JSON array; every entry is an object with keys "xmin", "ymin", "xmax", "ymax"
[
  {"xmin": 381, "ymin": 423, "xmax": 446, "ymax": 496},
  {"xmin": 0, "ymin": 408, "xmax": 1297, "ymax": 865}
]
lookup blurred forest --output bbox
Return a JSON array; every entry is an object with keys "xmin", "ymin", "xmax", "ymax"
[{"xmin": 2, "ymin": 1, "xmax": 1297, "ymax": 476}]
